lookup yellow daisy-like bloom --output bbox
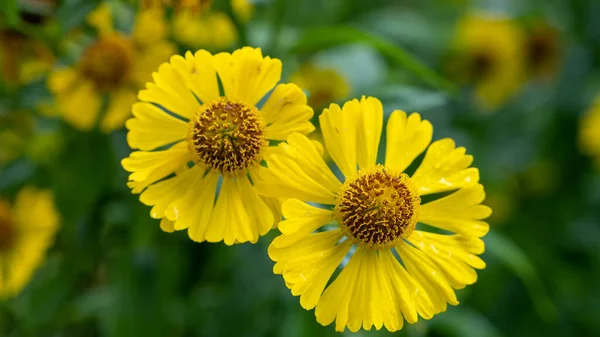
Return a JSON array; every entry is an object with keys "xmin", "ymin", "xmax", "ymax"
[
  {"xmin": 525, "ymin": 22, "xmax": 561, "ymax": 79},
  {"xmin": 290, "ymin": 64, "xmax": 350, "ymax": 111},
  {"xmin": 46, "ymin": 5, "xmax": 176, "ymax": 133},
  {"xmin": 450, "ymin": 13, "xmax": 525, "ymax": 109},
  {"xmin": 0, "ymin": 187, "xmax": 60, "ymax": 299},
  {"xmin": 257, "ymin": 96, "xmax": 491, "ymax": 332},
  {"xmin": 122, "ymin": 47, "xmax": 314, "ymax": 245},
  {"xmin": 580, "ymin": 96, "xmax": 600, "ymax": 166}
]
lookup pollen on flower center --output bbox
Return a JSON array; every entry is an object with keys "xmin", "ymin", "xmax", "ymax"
[
  {"xmin": 0, "ymin": 215, "xmax": 16, "ymax": 252},
  {"xmin": 335, "ymin": 165, "xmax": 421, "ymax": 249},
  {"xmin": 80, "ymin": 37, "xmax": 133, "ymax": 91},
  {"xmin": 188, "ymin": 97, "xmax": 266, "ymax": 176}
]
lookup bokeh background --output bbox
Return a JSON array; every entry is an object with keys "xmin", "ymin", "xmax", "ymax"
[{"xmin": 1, "ymin": 0, "xmax": 600, "ymax": 336}]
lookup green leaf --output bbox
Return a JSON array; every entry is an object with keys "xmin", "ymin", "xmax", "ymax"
[
  {"xmin": 432, "ymin": 307, "xmax": 504, "ymax": 337},
  {"xmin": 485, "ymin": 232, "xmax": 558, "ymax": 322},
  {"xmin": 376, "ymin": 85, "xmax": 448, "ymax": 113},
  {"xmin": 0, "ymin": 0, "xmax": 20, "ymax": 27},
  {"xmin": 290, "ymin": 26, "xmax": 456, "ymax": 94}
]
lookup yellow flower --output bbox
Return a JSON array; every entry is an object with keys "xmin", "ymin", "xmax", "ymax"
[
  {"xmin": 524, "ymin": 22, "xmax": 561, "ymax": 79},
  {"xmin": 122, "ymin": 47, "xmax": 315, "ymax": 245},
  {"xmin": 290, "ymin": 64, "xmax": 350, "ymax": 111},
  {"xmin": 232, "ymin": 0, "xmax": 254, "ymax": 22},
  {"xmin": 0, "ymin": 29, "xmax": 54, "ymax": 89},
  {"xmin": 172, "ymin": 11, "xmax": 236, "ymax": 49},
  {"xmin": 0, "ymin": 187, "xmax": 60, "ymax": 299},
  {"xmin": 257, "ymin": 96, "xmax": 490, "ymax": 332},
  {"xmin": 143, "ymin": 0, "xmax": 251, "ymax": 49},
  {"xmin": 580, "ymin": 96, "xmax": 600, "ymax": 166},
  {"xmin": 46, "ymin": 5, "xmax": 176, "ymax": 133},
  {"xmin": 449, "ymin": 13, "xmax": 525, "ymax": 109}
]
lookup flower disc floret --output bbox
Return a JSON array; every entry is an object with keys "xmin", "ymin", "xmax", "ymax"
[
  {"xmin": 188, "ymin": 97, "xmax": 265, "ymax": 175},
  {"xmin": 80, "ymin": 37, "xmax": 134, "ymax": 91},
  {"xmin": 336, "ymin": 165, "xmax": 420, "ymax": 249}
]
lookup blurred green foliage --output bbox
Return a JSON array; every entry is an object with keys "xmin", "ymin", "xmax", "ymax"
[{"xmin": 1, "ymin": 0, "xmax": 600, "ymax": 336}]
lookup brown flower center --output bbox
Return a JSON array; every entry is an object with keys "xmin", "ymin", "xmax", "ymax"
[
  {"xmin": 527, "ymin": 32, "xmax": 556, "ymax": 70},
  {"xmin": 79, "ymin": 36, "xmax": 134, "ymax": 91},
  {"xmin": 188, "ymin": 97, "xmax": 266, "ymax": 176},
  {"xmin": 0, "ymin": 214, "xmax": 16, "ymax": 253},
  {"xmin": 335, "ymin": 165, "xmax": 420, "ymax": 249},
  {"xmin": 469, "ymin": 51, "xmax": 495, "ymax": 79}
]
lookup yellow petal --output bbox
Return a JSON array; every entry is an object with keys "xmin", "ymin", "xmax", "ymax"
[
  {"xmin": 160, "ymin": 218, "xmax": 175, "ymax": 233},
  {"xmin": 131, "ymin": 40, "xmax": 177, "ymax": 87},
  {"xmin": 47, "ymin": 67, "xmax": 78, "ymax": 94},
  {"xmin": 138, "ymin": 57, "xmax": 201, "ymax": 120},
  {"xmin": 238, "ymin": 176, "xmax": 275, "ymax": 240},
  {"xmin": 407, "ymin": 231, "xmax": 484, "ymax": 288},
  {"xmin": 279, "ymin": 199, "xmax": 332, "ymax": 236},
  {"xmin": 357, "ymin": 96, "xmax": 383, "ymax": 169},
  {"xmin": 100, "ymin": 87, "xmax": 137, "ymax": 133},
  {"xmin": 270, "ymin": 199, "xmax": 333, "ymax": 248},
  {"xmin": 379, "ymin": 249, "xmax": 436, "ymax": 324},
  {"xmin": 13, "ymin": 187, "xmax": 59, "ymax": 232},
  {"xmin": 205, "ymin": 176, "xmax": 270, "ymax": 245},
  {"xmin": 122, "ymin": 141, "xmax": 193, "ymax": 194},
  {"xmin": 56, "ymin": 79, "xmax": 102, "ymax": 131},
  {"xmin": 396, "ymin": 243, "xmax": 458, "ymax": 313},
  {"xmin": 347, "ymin": 248, "xmax": 381, "ymax": 331},
  {"xmin": 409, "ymin": 232, "xmax": 486, "ymax": 269},
  {"xmin": 163, "ymin": 171, "xmax": 219, "ymax": 237},
  {"xmin": 319, "ymin": 100, "xmax": 360, "ymax": 178},
  {"xmin": 133, "ymin": 8, "xmax": 167, "ymax": 46},
  {"xmin": 269, "ymin": 229, "xmax": 343, "ymax": 270},
  {"xmin": 232, "ymin": 0, "xmax": 253, "ymax": 22},
  {"xmin": 315, "ymin": 244, "xmax": 362, "ymax": 332},
  {"xmin": 295, "ymin": 242, "xmax": 349, "ymax": 310},
  {"xmin": 262, "ymin": 83, "xmax": 314, "ymax": 140},
  {"xmin": 385, "ymin": 111, "xmax": 433, "ymax": 172},
  {"xmin": 212, "ymin": 47, "xmax": 281, "ymax": 106},
  {"xmin": 419, "ymin": 183, "xmax": 491, "ymax": 237},
  {"xmin": 2, "ymin": 187, "xmax": 60, "ymax": 298},
  {"xmin": 269, "ymin": 230, "xmax": 348, "ymax": 310},
  {"xmin": 126, "ymin": 102, "xmax": 188, "ymax": 151},
  {"xmin": 138, "ymin": 165, "xmax": 203, "ymax": 219},
  {"xmin": 256, "ymin": 139, "xmax": 339, "ymax": 205},
  {"xmin": 411, "ymin": 138, "xmax": 479, "ymax": 195},
  {"xmin": 87, "ymin": 3, "xmax": 114, "ymax": 36},
  {"xmin": 176, "ymin": 50, "xmax": 220, "ymax": 104}
]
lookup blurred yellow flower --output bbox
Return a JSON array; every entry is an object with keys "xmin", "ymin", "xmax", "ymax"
[
  {"xmin": 46, "ymin": 5, "xmax": 176, "ymax": 133},
  {"xmin": 173, "ymin": 11, "xmax": 237, "ymax": 49},
  {"xmin": 580, "ymin": 96, "xmax": 600, "ymax": 166},
  {"xmin": 142, "ymin": 0, "xmax": 253, "ymax": 49},
  {"xmin": 525, "ymin": 22, "xmax": 562, "ymax": 80},
  {"xmin": 257, "ymin": 96, "xmax": 490, "ymax": 332},
  {"xmin": 122, "ymin": 47, "xmax": 314, "ymax": 245},
  {"xmin": 449, "ymin": 13, "xmax": 525, "ymax": 109},
  {"xmin": 0, "ymin": 29, "xmax": 54, "ymax": 89},
  {"xmin": 291, "ymin": 64, "xmax": 350, "ymax": 111},
  {"xmin": 0, "ymin": 111, "xmax": 34, "ymax": 164},
  {"xmin": 232, "ymin": 0, "xmax": 254, "ymax": 22},
  {"xmin": 0, "ymin": 187, "xmax": 60, "ymax": 299}
]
